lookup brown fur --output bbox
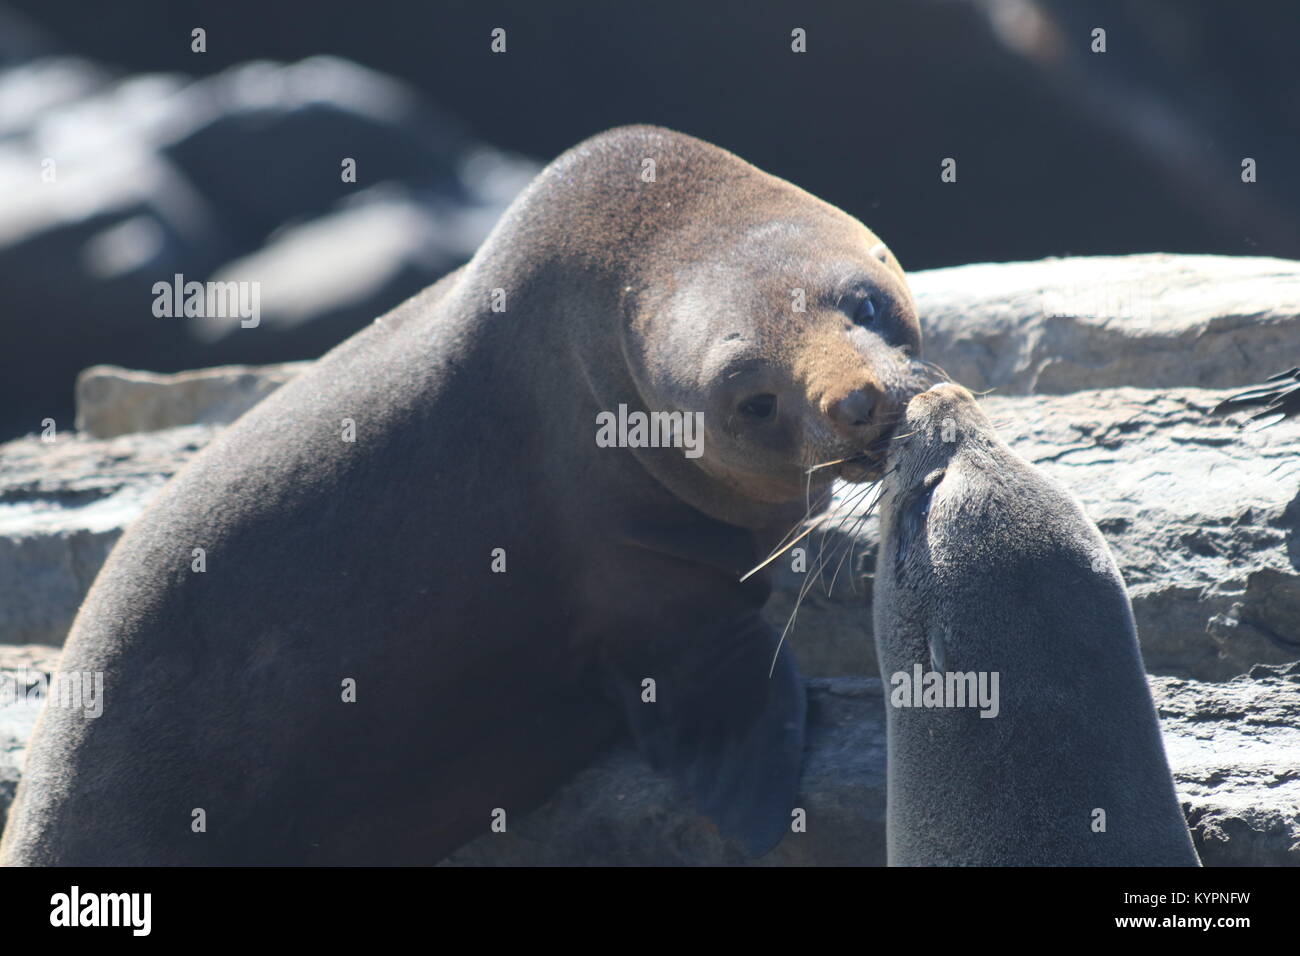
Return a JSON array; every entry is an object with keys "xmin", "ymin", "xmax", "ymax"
[{"xmin": 3, "ymin": 127, "xmax": 928, "ymax": 864}]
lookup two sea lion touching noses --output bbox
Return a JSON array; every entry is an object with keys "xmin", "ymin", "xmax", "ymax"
[
  {"xmin": 0, "ymin": 123, "xmax": 1191, "ymax": 867},
  {"xmin": 1, "ymin": 125, "xmax": 932, "ymax": 865}
]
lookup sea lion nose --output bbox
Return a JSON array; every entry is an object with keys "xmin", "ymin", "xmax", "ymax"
[{"xmin": 823, "ymin": 387, "xmax": 879, "ymax": 438}]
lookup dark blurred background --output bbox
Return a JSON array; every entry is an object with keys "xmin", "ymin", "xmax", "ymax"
[{"xmin": 3, "ymin": 0, "xmax": 1298, "ymax": 438}]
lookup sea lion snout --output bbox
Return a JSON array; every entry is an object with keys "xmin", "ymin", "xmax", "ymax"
[
  {"xmin": 820, "ymin": 377, "xmax": 906, "ymax": 482},
  {"xmin": 821, "ymin": 384, "xmax": 882, "ymax": 439},
  {"xmin": 794, "ymin": 323, "xmax": 910, "ymax": 449}
]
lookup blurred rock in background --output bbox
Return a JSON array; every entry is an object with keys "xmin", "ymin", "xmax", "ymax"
[{"xmin": 0, "ymin": 17, "xmax": 537, "ymax": 440}]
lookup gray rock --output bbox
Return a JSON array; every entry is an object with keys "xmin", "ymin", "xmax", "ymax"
[
  {"xmin": 1156, "ymin": 662, "xmax": 1300, "ymax": 868},
  {"xmin": 0, "ymin": 53, "xmax": 537, "ymax": 440},
  {"xmin": 185, "ymin": 184, "xmax": 503, "ymax": 362},
  {"xmin": 0, "ymin": 57, "xmax": 109, "ymax": 139},
  {"xmin": 914, "ymin": 254, "xmax": 1300, "ymax": 395},
  {"xmin": 151, "ymin": 57, "xmax": 538, "ymax": 365},
  {"xmin": 75, "ymin": 362, "xmax": 308, "ymax": 439},
  {"xmin": 0, "ymin": 67, "xmax": 233, "ymax": 440},
  {"xmin": 154, "ymin": 57, "xmax": 477, "ymax": 246}
]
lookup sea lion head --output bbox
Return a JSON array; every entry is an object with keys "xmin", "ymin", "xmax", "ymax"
[
  {"xmin": 880, "ymin": 381, "xmax": 990, "ymax": 485},
  {"xmin": 492, "ymin": 125, "xmax": 941, "ymax": 528},
  {"xmin": 876, "ymin": 382, "xmax": 995, "ymax": 558},
  {"xmin": 621, "ymin": 176, "xmax": 936, "ymax": 513}
]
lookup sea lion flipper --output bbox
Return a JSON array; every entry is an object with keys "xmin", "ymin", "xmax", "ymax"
[
  {"xmin": 608, "ymin": 616, "xmax": 807, "ymax": 857},
  {"xmin": 1212, "ymin": 366, "xmax": 1300, "ymax": 422}
]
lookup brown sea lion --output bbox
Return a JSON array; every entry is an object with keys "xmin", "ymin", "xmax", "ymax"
[{"xmin": 2, "ymin": 125, "xmax": 928, "ymax": 864}]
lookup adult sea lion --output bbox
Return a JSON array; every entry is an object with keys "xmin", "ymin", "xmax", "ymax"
[
  {"xmin": 873, "ymin": 383, "xmax": 1200, "ymax": 866},
  {"xmin": 2, "ymin": 125, "xmax": 930, "ymax": 864}
]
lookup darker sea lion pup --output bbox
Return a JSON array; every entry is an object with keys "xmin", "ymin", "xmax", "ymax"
[
  {"xmin": 2, "ymin": 125, "xmax": 930, "ymax": 864},
  {"xmin": 873, "ymin": 383, "xmax": 1200, "ymax": 866}
]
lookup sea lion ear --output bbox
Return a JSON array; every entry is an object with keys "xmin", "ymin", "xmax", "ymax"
[
  {"xmin": 605, "ymin": 616, "xmax": 807, "ymax": 857},
  {"xmin": 896, "ymin": 471, "xmax": 941, "ymax": 568}
]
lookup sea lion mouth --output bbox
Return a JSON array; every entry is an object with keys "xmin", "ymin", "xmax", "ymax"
[
  {"xmin": 832, "ymin": 359, "xmax": 946, "ymax": 483},
  {"xmin": 835, "ymin": 424, "xmax": 896, "ymax": 483}
]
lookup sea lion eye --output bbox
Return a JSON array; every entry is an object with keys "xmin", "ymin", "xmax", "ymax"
[
  {"xmin": 853, "ymin": 295, "xmax": 877, "ymax": 326},
  {"xmin": 738, "ymin": 393, "xmax": 778, "ymax": 420}
]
